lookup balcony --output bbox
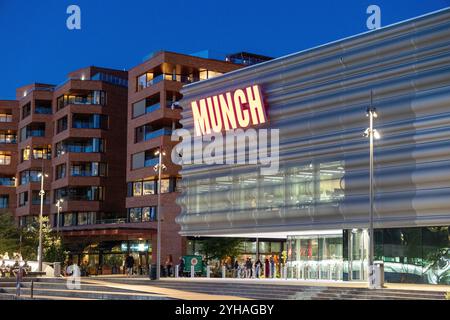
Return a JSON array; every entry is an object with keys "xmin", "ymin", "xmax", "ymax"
[
  {"xmin": 56, "ymin": 138, "xmax": 104, "ymax": 156},
  {"xmin": 0, "ymin": 177, "xmax": 15, "ymax": 186},
  {"xmin": 137, "ymin": 73, "xmax": 199, "ymax": 91},
  {"xmin": 144, "ymin": 128, "xmax": 172, "ymax": 142},
  {"xmin": 34, "ymin": 106, "xmax": 52, "ymax": 115}
]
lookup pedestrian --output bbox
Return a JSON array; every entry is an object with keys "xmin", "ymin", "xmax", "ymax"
[
  {"xmin": 270, "ymin": 255, "xmax": 275, "ymax": 278},
  {"xmin": 178, "ymin": 257, "xmax": 185, "ymax": 277},
  {"xmin": 233, "ymin": 260, "xmax": 239, "ymax": 278},
  {"xmin": 125, "ymin": 254, "xmax": 134, "ymax": 277},
  {"xmin": 245, "ymin": 257, "xmax": 252, "ymax": 278},
  {"xmin": 264, "ymin": 258, "xmax": 270, "ymax": 278},
  {"xmin": 255, "ymin": 258, "xmax": 262, "ymax": 278},
  {"xmin": 165, "ymin": 255, "xmax": 173, "ymax": 277}
]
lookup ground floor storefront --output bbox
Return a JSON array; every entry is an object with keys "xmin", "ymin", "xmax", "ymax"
[
  {"xmin": 185, "ymin": 226, "xmax": 449, "ymax": 285},
  {"xmin": 285, "ymin": 226, "xmax": 450, "ymax": 285}
]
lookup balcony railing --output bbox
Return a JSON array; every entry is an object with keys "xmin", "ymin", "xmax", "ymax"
[
  {"xmin": 0, "ymin": 178, "xmax": 15, "ymax": 186},
  {"xmin": 144, "ymin": 128, "xmax": 172, "ymax": 141},
  {"xmin": 35, "ymin": 107, "xmax": 52, "ymax": 115},
  {"xmin": 144, "ymin": 158, "xmax": 159, "ymax": 168},
  {"xmin": 139, "ymin": 73, "xmax": 199, "ymax": 91}
]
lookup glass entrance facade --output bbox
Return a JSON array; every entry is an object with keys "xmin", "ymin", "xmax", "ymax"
[{"xmin": 286, "ymin": 233, "xmax": 343, "ymax": 281}]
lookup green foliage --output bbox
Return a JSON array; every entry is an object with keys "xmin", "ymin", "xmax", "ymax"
[
  {"xmin": 20, "ymin": 216, "xmax": 67, "ymax": 263},
  {"xmin": 0, "ymin": 212, "xmax": 20, "ymax": 254},
  {"xmin": 198, "ymin": 238, "xmax": 243, "ymax": 264}
]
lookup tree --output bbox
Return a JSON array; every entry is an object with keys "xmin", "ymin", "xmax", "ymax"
[
  {"xmin": 0, "ymin": 212, "xmax": 20, "ymax": 255},
  {"xmin": 21, "ymin": 216, "xmax": 67, "ymax": 263},
  {"xmin": 198, "ymin": 238, "xmax": 244, "ymax": 265}
]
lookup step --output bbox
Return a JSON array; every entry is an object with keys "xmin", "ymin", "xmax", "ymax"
[{"xmin": 0, "ymin": 287, "xmax": 173, "ymax": 300}]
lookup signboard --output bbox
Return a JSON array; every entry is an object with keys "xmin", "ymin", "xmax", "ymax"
[
  {"xmin": 183, "ymin": 255, "xmax": 203, "ymax": 273},
  {"xmin": 190, "ymin": 84, "xmax": 267, "ymax": 136}
]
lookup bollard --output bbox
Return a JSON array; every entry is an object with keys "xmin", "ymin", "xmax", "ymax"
[
  {"xmin": 54, "ymin": 262, "xmax": 61, "ymax": 277},
  {"xmin": 222, "ymin": 266, "xmax": 226, "ymax": 279},
  {"xmin": 206, "ymin": 266, "xmax": 211, "ymax": 278},
  {"xmin": 30, "ymin": 280, "xmax": 34, "ymax": 299},
  {"xmin": 190, "ymin": 265, "xmax": 195, "ymax": 278},
  {"xmin": 175, "ymin": 265, "xmax": 179, "ymax": 278},
  {"xmin": 283, "ymin": 265, "xmax": 288, "ymax": 280}
]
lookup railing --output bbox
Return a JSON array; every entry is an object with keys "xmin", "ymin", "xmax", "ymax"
[
  {"xmin": 91, "ymin": 73, "xmax": 128, "ymax": 87},
  {"xmin": 144, "ymin": 128, "xmax": 172, "ymax": 141},
  {"xmin": 139, "ymin": 73, "xmax": 199, "ymax": 91},
  {"xmin": 144, "ymin": 158, "xmax": 159, "ymax": 168},
  {"xmin": 145, "ymin": 102, "xmax": 160, "ymax": 114},
  {"xmin": 0, "ymin": 179, "xmax": 15, "ymax": 186},
  {"xmin": 34, "ymin": 107, "xmax": 52, "ymax": 115},
  {"xmin": 26, "ymin": 130, "xmax": 45, "ymax": 138},
  {"xmin": 0, "ymin": 137, "xmax": 17, "ymax": 144}
]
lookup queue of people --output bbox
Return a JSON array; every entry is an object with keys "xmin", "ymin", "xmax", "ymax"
[{"xmin": 228, "ymin": 255, "xmax": 281, "ymax": 279}]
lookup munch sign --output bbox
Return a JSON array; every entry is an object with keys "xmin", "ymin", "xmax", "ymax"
[{"xmin": 191, "ymin": 85, "xmax": 267, "ymax": 136}]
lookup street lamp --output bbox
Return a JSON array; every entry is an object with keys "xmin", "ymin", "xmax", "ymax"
[
  {"xmin": 364, "ymin": 91, "xmax": 380, "ymax": 289},
  {"xmin": 153, "ymin": 147, "xmax": 167, "ymax": 280},
  {"xmin": 37, "ymin": 171, "xmax": 49, "ymax": 272},
  {"xmin": 55, "ymin": 199, "xmax": 64, "ymax": 236}
]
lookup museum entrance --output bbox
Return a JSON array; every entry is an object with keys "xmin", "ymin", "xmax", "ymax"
[{"xmin": 286, "ymin": 232, "xmax": 343, "ymax": 280}]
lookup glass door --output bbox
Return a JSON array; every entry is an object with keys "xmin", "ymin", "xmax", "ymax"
[{"xmin": 348, "ymin": 229, "xmax": 369, "ymax": 281}]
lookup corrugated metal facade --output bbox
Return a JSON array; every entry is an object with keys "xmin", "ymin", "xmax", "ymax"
[{"xmin": 176, "ymin": 9, "xmax": 450, "ymax": 236}]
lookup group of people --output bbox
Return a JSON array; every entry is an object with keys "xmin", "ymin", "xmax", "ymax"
[
  {"xmin": 0, "ymin": 252, "xmax": 32, "ymax": 278},
  {"xmin": 229, "ymin": 255, "xmax": 279, "ymax": 278}
]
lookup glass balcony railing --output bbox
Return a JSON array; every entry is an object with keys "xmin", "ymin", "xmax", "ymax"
[
  {"xmin": 144, "ymin": 128, "xmax": 172, "ymax": 141},
  {"xmin": 140, "ymin": 74, "xmax": 199, "ymax": 90},
  {"xmin": 0, "ymin": 178, "xmax": 15, "ymax": 186},
  {"xmin": 145, "ymin": 102, "xmax": 160, "ymax": 114},
  {"xmin": 35, "ymin": 107, "xmax": 52, "ymax": 115},
  {"xmin": 26, "ymin": 130, "xmax": 45, "ymax": 138},
  {"xmin": 144, "ymin": 158, "xmax": 159, "ymax": 168}
]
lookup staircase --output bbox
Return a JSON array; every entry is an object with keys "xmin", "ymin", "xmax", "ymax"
[
  {"xmin": 99, "ymin": 278, "xmax": 448, "ymax": 300},
  {"xmin": 0, "ymin": 277, "xmax": 172, "ymax": 300},
  {"xmin": 0, "ymin": 277, "xmax": 446, "ymax": 300}
]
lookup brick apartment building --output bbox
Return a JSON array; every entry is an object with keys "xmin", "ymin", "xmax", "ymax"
[
  {"xmin": 0, "ymin": 100, "xmax": 18, "ymax": 216},
  {"xmin": 0, "ymin": 51, "xmax": 270, "ymax": 274}
]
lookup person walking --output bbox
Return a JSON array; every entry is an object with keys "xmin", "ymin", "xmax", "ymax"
[
  {"xmin": 264, "ymin": 258, "xmax": 270, "ymax": 278},
  {"xmin": 125, "ymin": 254, "xmax": 134, "ymax": 277},
  {"xmin": 270, "ymin": 255, "xmax": 275, "ymax": 278},
  {"xmin": 255, "ymin": 258, "xmax": 262, "ymax": 278},
  {"xmin": 178, "ymin": 257, "xmax": 185, "ymax": 277},
  {"xmin": 165, "ymin": 255, "xmax": 173, "ymax": 277},
  {"xmin": 245, "ymin": 257, "xmax": 252, "ymax": 278}
]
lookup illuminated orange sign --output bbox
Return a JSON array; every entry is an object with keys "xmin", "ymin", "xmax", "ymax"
[{"xmin": 191, "ymin": 84, "xmax": 267, "ymax": 136}]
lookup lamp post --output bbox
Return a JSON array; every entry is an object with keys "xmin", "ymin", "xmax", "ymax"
[
  {"xmin": 55, "ymin": 199, "xmax": 64, "ymax": 237},
  {"xmin": 154, "ymin": 147, "xmax": 166, "ymax": 280},
  {"xmin": 37, "ymin": 171, "xmax": 48, "ymax": 273},
  {"xmin": 364, "ymin": 91, "xmax": 380, "ymax": 289}
]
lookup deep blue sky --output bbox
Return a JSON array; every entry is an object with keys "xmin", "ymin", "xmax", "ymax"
[{"xmin": 0, "ymin": 0, "xmax": 449, "ymax": 99}]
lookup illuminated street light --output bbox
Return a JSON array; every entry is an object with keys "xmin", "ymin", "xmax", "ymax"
[
  {"xmin": 153, "ymin": 147, "xmax": 167, "ymax": 280},
  {"xmin": 364, "ymin": 91, "xmax": 380, "ymax": 289},
  {"xmin": 37, "ymin": 171, "xmax": 49, "ymax": 272},
  {"xmin": 55, "ymin": 199, "xmax": 64, "ymax": 237}
]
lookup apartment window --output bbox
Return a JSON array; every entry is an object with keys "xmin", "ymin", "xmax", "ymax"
[
  {"xmin": 72, "ymin": 114, "xmax": 108, "ymax": 129},
  {"xmin": 32, "ymin": 190, "xmax": 49, "ymax": 205},
  {"xmin": 20, "ymin": 170, "xmax": 41, "ymax": 185},
  {"xmin": 0, "ymin": 176, "xmax": 14, "ymax": 186},
  {"xmin": 22, "ymin": 146, "xmax": 52, "ymax": 162},
  {"xmin": 159, "ymin": 178, "xmax": 171, "ymax": 193},
  {"xmin": 137, "ymin": 72, "xmax": 154, "ymax": 91},
  {"xmin": 0, "ymin": 112, "xmax": 13, "ymax": 122},
  {"xmin": 20, "ymin": 123, "xmax": 45, "ymax": 141},
  {"xmin": 132, "ymin": 94, "xmax": 161, "ymax": 118},
  {"xmin": 34, "ymin": 100, "xmax": 52, "ymax": 114},
  {"xmin": 55, "ymin": 138, "xmax": 105, "ymax": 156},
  {"xmin": 56, "ymin": 116, "xmax": 68, "ymax": 133},
  {"xmin": 0, "ymin": 131, "xmax": 17, "ymax": 144},
  {"xmin": 56, "ymin": 164, "xmax": 66, "ymax": 180},
  {"xmin": 199, "ymin": 69, "xmax": 223, "ymax": 80},
  {"xmin": 63, "ymin": 213, "xmax": 75, "ymax": 227},
  {"xmin": 0, "ymin": 195, "xmax": 8, "ymax": 208},
  {"xmin": 128, "ymin": 207, "xmax": 156, "ymax": 222},
  {"xmin": 22, "ymin": 103, "xmax": 31, "ymax": 119},
  {"xmin": 18, "ymin": 191, "xmax": 28, "ymax": 207},
  {"xmin": 57, "ymin": 91, "xmax": 106, "ymax": 110},
  {"xmin": 70, "ymin": 162, "xmax": 107, "ymax": 177},
  {"xmin": 0, "ymin": 152, "xmax": 11, "ymax": 165},
  {"xmin": 54, "ymin": 186, "xmax": 105, "ymax": 202},
  {"xmin": 77, "ymin": 212, "xmax": 96, "ymax": 225}
]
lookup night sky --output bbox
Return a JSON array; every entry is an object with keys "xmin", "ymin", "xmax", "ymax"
[{"xmin": 0, "ymin": 0, "xmax": 448, "ymax": 99}]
